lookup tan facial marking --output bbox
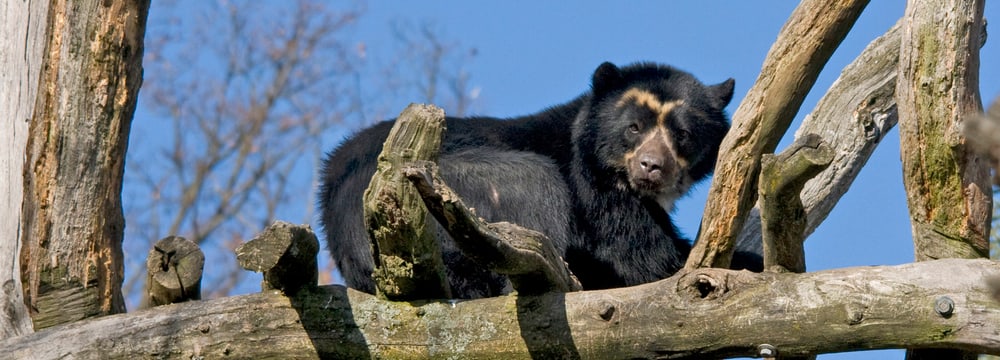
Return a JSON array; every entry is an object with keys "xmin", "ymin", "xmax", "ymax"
[{"xmin": 616, "ymin": 89, "xmax": 684, "ymax": 127}]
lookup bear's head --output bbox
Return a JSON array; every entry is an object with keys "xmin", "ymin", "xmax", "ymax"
[{"xmin": 574, "ymin": 62, "xmax": 733, "ymax": 211}]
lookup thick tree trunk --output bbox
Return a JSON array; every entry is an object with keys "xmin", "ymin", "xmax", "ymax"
[
  {"xmin": 19, "ymin": 0, "xmax": 150, "ymax": 330},
  {"xmin": 0, "ymin": 259, "xmax": 997, "ymax": 359},
  {"xmin": 898, "ymin": 0, "xmax": 990, "ymax": 260},
  {"xmin": 688, "ymin": 0, "xmax": 870, "ymax": 269},
  {"xmin": 0, "ymin": 0, "xmax": 50, "ymax": 340},
  {"xmin": 897, "ymin": 1, "xmax": 989, "ymax": 359}
]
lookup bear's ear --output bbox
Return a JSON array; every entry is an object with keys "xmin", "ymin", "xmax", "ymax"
[
  {"xmin": 706, "ymin": 78, "xmax": 735, "ymax": 110},
  {"xmin": 591, "ymin": 62, "xmax": 624, "ymax": 96}
]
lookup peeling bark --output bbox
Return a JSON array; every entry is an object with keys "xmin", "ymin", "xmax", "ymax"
[{"xmin": 19, "ymin": 0, "xmax": 150, "ymax": 329}]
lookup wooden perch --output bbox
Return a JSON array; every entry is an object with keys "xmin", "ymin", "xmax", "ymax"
[
  {"xmin": 758, "ymin": 134, "xmax": 833, "ymax": 273},
  {"xmin": 1, "ymin": 259, "xmax": 998, "ymax": 359},
  {"xmin": 144, "ymin": 236, "xmax": 203, "ymax": 307},
  {"xmin": 363, "ymin": 103, "xmax": 451, "ymax": 300},
  {"xmin": 688, "ymin": 0, "xmax": 869, "ymax": 270},
  {"xmin": 236, "ymin": 221, "xmax": 319, "ymax": 295},
  {"xmin": 737, "ymin": 20, "xmax": 901, "ymax": 246},
  {"xmin": 403, "ymin": 161, "xmax": 582, "ymax": 294}
]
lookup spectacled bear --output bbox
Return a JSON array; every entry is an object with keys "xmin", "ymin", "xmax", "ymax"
[{"xmin": 318, "ymin": 61, "xmax": 761, "ymax": 298}]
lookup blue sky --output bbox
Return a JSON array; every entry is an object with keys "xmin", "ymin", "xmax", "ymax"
[
  {"xmin": 346, "ymin": 2, "xmax": 999, "ymax": 359},
  {"xmin": 131, "ymin": 2, "xmax": 999, "ymax": 358}
]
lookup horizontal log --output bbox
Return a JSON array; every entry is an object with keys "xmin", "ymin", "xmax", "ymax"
[{"xmin": 1, "ymin": 259, "xmax": 998, "ymax": 359}]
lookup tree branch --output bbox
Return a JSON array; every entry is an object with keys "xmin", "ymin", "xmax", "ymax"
[
  {"xmin": 759, "ymin": 134, "xmax": 833, "ymax": 273},
  {"xmin": 1, "ymin": 259, "xmax": 998, "ymax": 359},
  {"xmin": 737, "ymin": 20, "xmax": 902, "ymax": 247},
  {"xmin": 688, "ymin": 0, "xmax": 870, "ymax": 269}
]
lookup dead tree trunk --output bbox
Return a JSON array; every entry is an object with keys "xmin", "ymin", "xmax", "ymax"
[
  {"xmin": 0, "ymin": 0, "xmax": 50, "ymax": 339},
  {"xmin": 19, "ymin": 0, "xmax": 150, "ymax": 330},
  {"xmin": 896, "ymin": 0, "xmax": 990, "ymax": 359}
]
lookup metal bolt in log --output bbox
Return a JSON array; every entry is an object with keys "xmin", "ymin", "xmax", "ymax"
[
  {"xmin": 236, "ymin": 221, "xmax": 319, "ymax": 295},
  {"xmin": 144, "ymin": 236, "xmax": 204, "ymax": 308}
]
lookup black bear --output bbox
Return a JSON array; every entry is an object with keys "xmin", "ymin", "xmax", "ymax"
[{"xmin": 318, "ymin": 61, "xmax": 760, "ymax": 298}]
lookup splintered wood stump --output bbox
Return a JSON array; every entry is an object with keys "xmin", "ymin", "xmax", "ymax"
[
  {"xmin": 236, "ymin": 221, "xmax": 319, "ymax": 294},
  {"xmin": 363, "ymin": 103, "xmax": 451, "ymax": 300},
  {"xmin": 144, "ymin": 236, "xmax": 204, "ymax": 307}
]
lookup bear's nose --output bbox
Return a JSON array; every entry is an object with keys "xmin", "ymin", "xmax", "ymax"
[{"xmin": 639, "ymin": 154, "xmax": 663, "ymax": 174}]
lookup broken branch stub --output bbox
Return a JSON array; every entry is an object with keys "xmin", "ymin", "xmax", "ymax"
[
  {"xmin": 363, "ymin": 103, "xmax": 452, "ymax": 300},
  {"xmin": 404, "ymin": 162, "xmax": 582, "ymax": 294},
  {"xmin": 144, "ymin": 236, "xmax": 204, "ymax": 307},
  {"xmin": 758, "ymin": 134, "xmax": 833, "ymax": 273},
  {"xmin": 236, "ymin": 221, "xmax": 319, "ymax": 294}
]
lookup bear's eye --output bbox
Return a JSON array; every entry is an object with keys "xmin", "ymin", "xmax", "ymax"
[
  {"xmin": 627, "ymin": 123, "xmax": 640, "ymax": 134},
  {"xmin": 676, "ymin": 129, "xmax": 690, "ymax": 141}
]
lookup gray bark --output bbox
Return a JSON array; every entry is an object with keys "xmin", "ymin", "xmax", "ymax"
[
  {"xmin": 0, "ymin": 0, "xmax": 49, "ymax": 339},
  {"xmin": 0, "ymin": 259, "xmax": 997, "ymax": 359}
]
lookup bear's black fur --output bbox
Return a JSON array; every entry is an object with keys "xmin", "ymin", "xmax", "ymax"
[
  {"xmin": 320, "ymin": 124, "xmax": 573, "ymax": 298},
  {"xmin": 318, "ymin": 61, "xmax": 760, "ymax": 298}
]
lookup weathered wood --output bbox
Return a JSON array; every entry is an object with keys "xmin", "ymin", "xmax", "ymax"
[
  {"xmin": 897, "ymin": 0, "xmax": 990, "ymax": 261},
  {"xmin": 19, "ymin": 0, "xmax": 150, "ymax": 329},
  {"xmin": 144, "ymin": 236, "xmax": 204, "ymax": 307},
  {"xmin": 0, "ymin": 259, "xmax": 998, "ymax": 359},
  {"xmin": 898, "ymin": 1, "xmax": 989, "ymax": 359},
  {"xmin": 758, "ymin": 134, "xmax": 833, "ymax": 273},
  {"xmin": 404, "ymin": 162, "xmax": 582, "ymax": 294},
  {"xmin": 236, "ymin": 221, "xmax": 319, "ymax": 295},
  {"xmin": 688, "ymin": 0, "xmax": 870, "ymax": 270},
  {"xmin": 737, "ymin": 20, "xmax": 902, "ymax": 247},
  {"xmin": 0, "ymin": 0, "xmax": 49, "ymax": 339},
  {"xmin": 363, "ymin": 103, "xmax": 452, "ymax": 300}
]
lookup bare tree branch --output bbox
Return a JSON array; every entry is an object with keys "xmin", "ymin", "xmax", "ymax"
[{"xmin": 688, "ymin": 0, "xmax": 870, "ymax": 269}]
